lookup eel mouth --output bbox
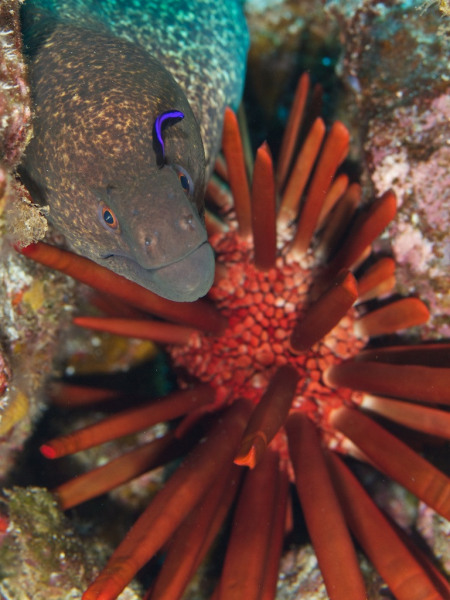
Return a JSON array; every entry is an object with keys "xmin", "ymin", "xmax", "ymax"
[{"xmin": 100, "ymin": 241, "xmax": 215, "ymax": 302}]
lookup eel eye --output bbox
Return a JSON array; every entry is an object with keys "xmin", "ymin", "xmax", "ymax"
[
  {"xmin": 179, "ymin": 173, "xmax": 190, "ymax": 193},
  {"xmin": 103, "ymin": 206, "xmax": 118, "ymax": 228},
  {"xmin": 173, "ymin": 164, "xmax": 193, "ymax": 196},
  {"xmin": 98, "ymin": 204, "xmax": 119, "ymax": 231}
]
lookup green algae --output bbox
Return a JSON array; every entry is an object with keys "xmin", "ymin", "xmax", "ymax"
[{"xmin": 0, "ymin": 487, "xmax": 142, "ymax": 600}]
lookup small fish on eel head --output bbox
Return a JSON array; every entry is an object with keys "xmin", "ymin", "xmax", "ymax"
[{"xmin": 19, "ymin": 2, "xmax": 248, "ymax": 301}]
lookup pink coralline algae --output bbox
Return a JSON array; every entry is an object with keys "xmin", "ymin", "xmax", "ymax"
[
  {"xmin": 367, "ymin": 94, "xmax": 450, "ymax": 337},
  {"xmin": 0, "ymin": 0, "xmax": 31, "ymax": 168},
  {"xmin": 327, "ymin": 0, "xmax": 450, "ymax": 339}
]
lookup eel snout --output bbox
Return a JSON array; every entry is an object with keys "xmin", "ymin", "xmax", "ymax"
[
  {"xmin": 101, "ymin": 239, "xmax": 215, "ymax": 303},
  {"xmin": 101, "ymin": 186, "xmax": 215, "ymax": 302},
  {"xmin": 145, "ymin": 241, "xmax": 215, "ymax": 302},
  {"xmin": 130, "ymin": 194, "xmax": 209, "ymax": 270}
]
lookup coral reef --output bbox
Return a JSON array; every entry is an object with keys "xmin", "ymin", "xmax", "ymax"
[
  {"xmin": 0, "ymin": 0, "xmax": 77, "ymax": 477},
  {"xmin": 0, "ymin": 1, "xmax": 448, "ymax": 598},
  {"xmin": 327, "ymin": 0, "xmax": 450, "ymax": 337}
]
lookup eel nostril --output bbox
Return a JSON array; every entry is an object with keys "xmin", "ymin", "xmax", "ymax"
[
  {"xmin": 144, "ymin": 233, "xmax": 159, "ymax": 252},
  {"xmin": 179, "ymin": 213, "xmax": 195, "ymax": 231}
]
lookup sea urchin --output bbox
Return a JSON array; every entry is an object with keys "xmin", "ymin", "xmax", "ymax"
[{"xmin": 18, "ymin": 73, "xmax": 450, "ymax": 600}]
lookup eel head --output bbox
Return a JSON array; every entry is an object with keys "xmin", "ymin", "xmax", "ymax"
[{"xmin": 22, "ymin": 24, "xmax": 215, "ymax": 302}]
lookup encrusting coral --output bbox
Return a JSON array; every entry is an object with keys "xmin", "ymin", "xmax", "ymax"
[
  {"xmin": 0, "ymin": 0, "xmax": 30, "ymax": 170},
  {"xmin": 14, "ymin": 74, "xmax": 450, "ymax": 600},
  {"xmin": 0, "ymin": 487, "xmax": 142, "ymax": 600},
  {"xmin": 0, "ymin": 0, "xmax": 77, "ymax": 477}
]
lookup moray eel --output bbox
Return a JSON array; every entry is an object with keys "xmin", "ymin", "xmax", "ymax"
[{"xmin": 20, "ymin": 1, "xmax": 248, "ymax": 301}]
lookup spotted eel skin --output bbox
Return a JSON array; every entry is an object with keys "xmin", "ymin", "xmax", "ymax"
[{"xmin": 20, "ymin": 0, "xmax": 248, "ymax": 301}]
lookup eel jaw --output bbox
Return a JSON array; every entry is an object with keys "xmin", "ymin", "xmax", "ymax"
[{"xmin": 100, "ymin": 241, "xmax": 215, "ymax": 302}]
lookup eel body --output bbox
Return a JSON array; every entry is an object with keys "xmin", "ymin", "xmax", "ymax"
[{"xmin": 20, "ymin": 1, "xmax": 248, "ymax": 301}]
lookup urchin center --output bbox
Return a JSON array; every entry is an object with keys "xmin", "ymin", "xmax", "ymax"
[{"xmin": 170, "ymin": 232, "xmax": 365, "ymax": 424}]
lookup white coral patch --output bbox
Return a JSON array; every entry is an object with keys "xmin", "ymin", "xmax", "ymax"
[
  {"xmin": 371, "ymin": 148, "xmax": 410, "ymax": 206},
  {"xmin": 392, "ymin": 222, "xmax": 434, "ymax": 274}
]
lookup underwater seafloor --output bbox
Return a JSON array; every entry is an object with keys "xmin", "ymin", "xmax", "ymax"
[{"xmin": 0, "ymin": 0, "xmax": 449, "ymax": 599}]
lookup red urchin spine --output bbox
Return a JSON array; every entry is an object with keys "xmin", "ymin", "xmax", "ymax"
[
  {"xmin": 82, "ymin": 400, "xmax": 252, "ymax": 600},
  {"xmin": 286, "ymin": 413, "xmax": 366, "ymax": 600}
]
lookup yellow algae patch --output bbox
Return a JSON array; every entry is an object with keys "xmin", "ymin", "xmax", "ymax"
[
  {"xmin": 22, "ymin": 280, "xmax": 46, "ymax": 312},
  {"xmin": 67, "ymin": 333, "xmax": 157, "ymax": 375},
  {"xmin": 0, "ymin": 390, "xmax": 29, "ymax": 435}
]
